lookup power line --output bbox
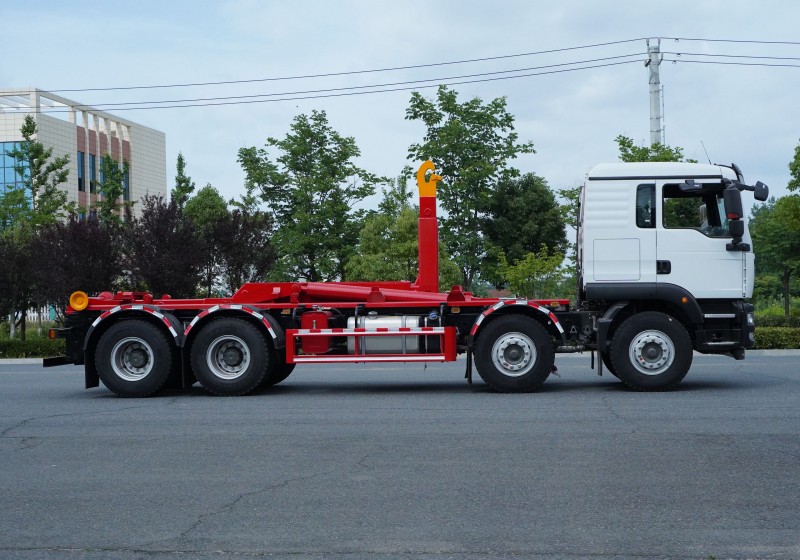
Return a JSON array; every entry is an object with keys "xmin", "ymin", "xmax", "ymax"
[
  {"xmin": 66, "ymin": 53, "xmax": 645, "ymax": 109},
  {"xmin": 23, "ymin": 60, "xmax": 641, "ymax": 113},
  {"xmin": 663, "ymin": 51, "xmax": 800, "ymax": 62},
  {"xmin": 47, "ymin": 38, "xmax": 648, "ymax": 93},
  {"xmin": 661, "ymin": 36, "xmax": 800, "ymax": 46},
  {"xmin": 664, "ymin": 58, "xmax": 800, "ymax": 68}
]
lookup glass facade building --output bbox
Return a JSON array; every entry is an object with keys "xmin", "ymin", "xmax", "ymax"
[
  {"xmin": 1, "ymin": 141, "xmax": 28, "ymax": 196},
  {"xmin": 0, "ymin": 88, "xmax": 166, "ymax": 217}
]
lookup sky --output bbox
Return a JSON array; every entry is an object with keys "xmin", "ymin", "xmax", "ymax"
[{"xmin": 3, "ymin": 1, "xmax": 799, "ymax": 210}]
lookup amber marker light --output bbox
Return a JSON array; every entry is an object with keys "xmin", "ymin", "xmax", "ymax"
[
  {"xmin": 48, "ymin": 329, "xmax": 57, "ymax": 340},
  {"xmin": 681, "ymin": 297, "xmax": 689, "ymax": 304},
  {"xmin": 69, "ymin": 291, "xmax": 89, "ymax": 311}
]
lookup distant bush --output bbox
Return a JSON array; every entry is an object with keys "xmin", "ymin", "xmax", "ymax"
[
  {"xmin": 0, "ymin": 339, "xmax": 65, "ymax": 359},
  {"xmin": 755, "ymin": 303, "xmax": 800, "ymax": 327},
  {"xmin": 754, "ymin": 327, "xmax": 800, "ymax": 350}
]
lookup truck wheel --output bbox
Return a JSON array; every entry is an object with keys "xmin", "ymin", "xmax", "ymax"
[
  {"xmin": 609, "ymin": 312, "xmax": 692, "ymax": 391},
  {"xmin": 190, "ymin": 318, "xmax": 270, "ymax": 396},
  {"xmin": 474, "ymin": 315, "xmax": 554, "ymax": 393},
  {"xmin": 601, "ymin": 352, "xmax": 618, "ymax": 378},
  {"xmin": 260, "ymin": 357, "xmax": 295, "ymax": 387},
  {"xmin": 95, "ymin": 320, "xmax": 173, "ymax": 397}
]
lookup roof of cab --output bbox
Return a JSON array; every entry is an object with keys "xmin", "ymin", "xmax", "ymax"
[{"xmin": 587, "ymin": 162, "xmax": 738, "ymax": 181}]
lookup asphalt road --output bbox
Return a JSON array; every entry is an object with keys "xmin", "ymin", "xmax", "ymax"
[{"xmin": 1, "ymin": 353, "xmax": 798, "ymax": 560}]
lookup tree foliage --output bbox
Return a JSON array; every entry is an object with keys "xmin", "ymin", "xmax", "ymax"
[
  {"xmin": 750, "ymin": 195, "xmax": 800, "ymax": 322},
  {"xmin": 171, "ymin": 152, "xmax": 196, "ymax": 209},
  {"xmin": 238, "ymin": 110, "xmax": 383, "ymax": 281},
  {"xmin": 4, "ymin": 114, "xmax": 70, "ymax": 230},
  {"xmin": 615, "ymin": 135, "xmax": 696, "ymax": 163},
  {"xmin": 497, "ymin": 244, "xmax": 567, "ymax": 300},
  {"xmin": 406, "ymin": 86, "xmax": 535, "ymax": 289},
  {"xmin": 125, "ymin": 195, "xmax": 205, "ymax": 298},
  {"xmin": 184, "ymin": 184, "xmax": 231, "ymax": 295},
  {"xmin": 96, "ymin": 154, "xmax": 129, "ymax": 223},
  {"xmin": 789, "ymin": 139, "xmax": 800, "ymax": 192},
  {"xmin": 484, "ymin": 173, "xmax": 567, "ymax": 285},
  {"xmin": 31, "ymin": 217, "xmax": 122, "ymax": 318},
  {"xmin": 213, "ymin": 209, "xmax": 276, "ymax": 295}
]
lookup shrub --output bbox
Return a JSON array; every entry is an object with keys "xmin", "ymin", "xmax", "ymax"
[
  {"xmin": 0, "ymin": 339, "xmax": 65, "ymax": 359},
  {"xmin": 754, "ymin": 327, "xmax": 800, "ymax": 350}
]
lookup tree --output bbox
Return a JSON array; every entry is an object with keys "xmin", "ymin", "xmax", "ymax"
[
  {"xmin": 615, "ymin": 135, "xmax": 696, "ymax": 163},
  {"xmin": 406, "ymin": 86, "xmax": 535, "ymax": 290},
  {"xmin": 789, "ymin": 139, "xmax": 800, "ymax": 192},
  {"xmin": 484, "ymin": 173, "xmax": 567, "ymax": 285},
  {"xmin": 96, "ymin": 154, "xmax": 130, "ymax": 223},
  {"xmin": 0, "ymin": 233, "xmax": 33, "ymax": 337},
  {"xmin": 497, "ymin": 244, "xmax": 567, "ymax": 300},
  {"xmin": 238, "ymin": 110, "xmax": 384, "ymax": 281},
  {"xmin": 0, "ymin": 115, "xmax": 70, "ymax": 340},
  {"xmin": 750, "ymin": 195, "xmax": 800, "ymax": 322},
  {"xmin": 185, "ymin": 184, "xmax": 231, "ymax": 296},
  {"xmin": 171, "ymin": 152, "xmax": 196, "ymax": 209},
  {"xmin": 214, "ymin": 209, "xmax": 276, "ymax": 295},
  {"xmin": 346, "ymin": 207, "xmax": 461, "ymax": 288},
  {"xmin": 125, "ymin": 195, "xmax": 205, "ymax": 298},
  {"xmin": 31, "ymin": 217, "xmax": 122, "ymax": 320},
  {"xmin": 5, "ymin": 114, "xmax": 70, "ymax": 229}
]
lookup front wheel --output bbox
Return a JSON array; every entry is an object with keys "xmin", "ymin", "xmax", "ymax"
[
  {"xmin": 474, "ymin": 315, "xmax": 554, "ymax": 393},
  {"xmin": 609, "ymin": 312, "xmax": 692, "ymax": 391}
]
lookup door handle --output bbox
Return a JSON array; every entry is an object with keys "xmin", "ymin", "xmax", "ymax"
[{"xmin": 657, "ymin": 260, "xmax": 671, "ymax": 274}]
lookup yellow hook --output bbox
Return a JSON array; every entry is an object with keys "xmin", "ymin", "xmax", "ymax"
[{"xmin": 416, "ymin": 160, "xmax": 442, "ymax": 197}]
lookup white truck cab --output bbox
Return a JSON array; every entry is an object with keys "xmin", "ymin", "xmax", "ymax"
[{"xmin": 574, "ymin": 162, "xmax": 768, "ymax": 389}]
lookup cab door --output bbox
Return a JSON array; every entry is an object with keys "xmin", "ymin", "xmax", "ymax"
[{"xmin": 655, "ymin": 181, "xmax": 745, "ymax": 299}]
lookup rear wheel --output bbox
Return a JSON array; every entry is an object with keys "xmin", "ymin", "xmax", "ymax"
[
  {"xmin": 260, "ymin": 356, "xmax": 295, "ymax": 387},
  {"xmin": 610, "ymin": 312, "xmax": 692, "ymax": 391},
  {"xmin": 474, "ymin": 315, "xmax": 554, "ymax": 393},
  {"xmin": 95, "ymin": 320, "xmax": 173, "ymax": 397},
  {"xmin": 191, "ymin": 318, "xmax": 271, "ymax": 396}
]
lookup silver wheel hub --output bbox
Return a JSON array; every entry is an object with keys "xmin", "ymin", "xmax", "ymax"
[
  {"xmin": 491, "ymin": 332, "xmax": 536, "ymax": 377},
  {"xmin": 110, "ymin": 337, "xmax": 154, "ymax": 381},
  {"xmin": 629, "ymin": 330, "xmax": 675, "ymax": 375},
  {"xmin": 206, "ymin": 335, "xmax": 250, "ymax": 380}
]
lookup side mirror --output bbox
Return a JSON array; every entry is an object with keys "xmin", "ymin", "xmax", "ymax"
[
  {"xmin": 723, "ymin": 186, "xmax": 744, "ymax": 220},
  {"xmin": 729, "ymin": 220, "xmax": 744, "ymax": 238},
  {"xmin": 754, "ymin": 181, "xmax": 769, "ymax": 201}
]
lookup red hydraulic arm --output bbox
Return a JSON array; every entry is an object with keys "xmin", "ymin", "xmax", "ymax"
[{"xmin": 412, "ymin": 160, "xmax": 442, "ymax": 293}]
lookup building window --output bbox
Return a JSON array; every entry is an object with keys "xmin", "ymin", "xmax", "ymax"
[
  {"xmin": 89, "ymin": 154, "xmax": 97, "ymax": 193},
  {"xmin": 77, "ymin": 151, "xmax": 85, "ymax": 192},
  {"xmin": 123, "ymin": 168, "xmax": 130, "ymax": 201},
  {"xmin": 1, "ymin": 141, "xmax": 29, "ymax": 193}
]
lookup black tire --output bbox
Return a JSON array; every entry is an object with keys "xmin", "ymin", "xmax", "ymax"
[
  {"xmin": 260, "ymin": 356, "xmax": 295, "ymax": 387},
  {"xmin": 95, "ymin": 320, "xmax": 173, "ymax": 398},
  {"xmin": 190, "ymin": 318, "xmax": 271, "ymax": 396},
  {"xmin": 609, "ymin": 311, "xmax": 692, "ymax": 391},
  {"xmin": 601, "ymin": 352, "xmax": 619, "ymax": 378},
  {"xmin": 474, "ymin": 315, "xmax": 554, "ymax": 393}
]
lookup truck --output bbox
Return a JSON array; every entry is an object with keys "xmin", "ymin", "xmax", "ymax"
[{"xmin": 44, "ymin": 160, "xmax": 769, "ymax": 397}]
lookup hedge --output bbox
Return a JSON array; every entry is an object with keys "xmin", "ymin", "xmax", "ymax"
[
  {"xmin": 754, "ymin": 327, "xmax": 800, "ymax": 350},
  {"xmin": 0, "ymin": 339, "xmax": 65, "ymax": 359}
]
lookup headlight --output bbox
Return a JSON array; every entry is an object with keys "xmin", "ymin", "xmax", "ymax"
[{"xmin": 747, "ymin": 313, "xmax": 755, "ymax": 327}]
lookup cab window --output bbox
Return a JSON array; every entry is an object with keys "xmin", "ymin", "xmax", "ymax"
[{"xmin": 662, "ymin": 184, "xmax": 729, "ymax": 237}]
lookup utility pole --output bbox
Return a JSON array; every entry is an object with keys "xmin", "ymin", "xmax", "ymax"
[{"xmin": 645, "ymin": 38, "xmax": 664, "ymax": 145}]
